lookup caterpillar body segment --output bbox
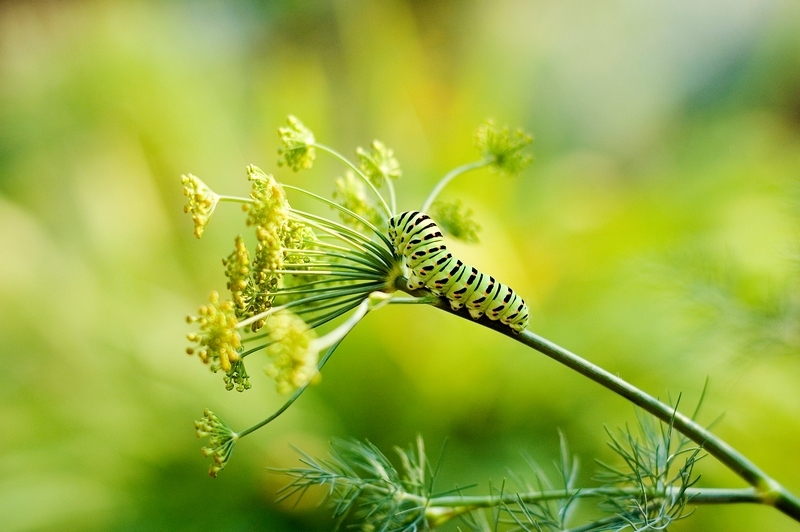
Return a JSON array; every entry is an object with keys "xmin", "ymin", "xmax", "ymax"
[{"xmin": 388, "ymin": 211, "xmax": 529, "ymax": 334}]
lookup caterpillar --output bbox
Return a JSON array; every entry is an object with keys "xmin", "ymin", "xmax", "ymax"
[{"xmin": 388, "ymin": 211, "xmax": 529, "ymax": 334}]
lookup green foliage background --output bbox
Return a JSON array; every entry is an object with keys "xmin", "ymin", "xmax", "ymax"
[{"xmin": 1, "ymin": 1, "xmax": 799, "ymax": 530}]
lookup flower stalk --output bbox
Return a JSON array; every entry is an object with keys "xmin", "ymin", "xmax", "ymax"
[
  {"xmin": 313, "ymin": 143, "xmax": 393, "ymax": 219},
  {"xmin": 422, "ymin": 486, "xmax": 765, "ymax": 528},
  {"xmin": 235, "ymin": 293, "xmax": 395, "ymax": 440},
  {"xmin": 420, "ymin": 159, "xmax": 490, "ymax": 213},
  {"xmin": 395, "ymin": 275, "xmax": 800, "ymax": 522},
  {"xmin": 420, "ymin": 119, "xmax": 533, "ymax": 213}
]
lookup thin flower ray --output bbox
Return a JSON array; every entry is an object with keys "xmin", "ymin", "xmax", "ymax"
[
  {"xmin": 273, "ymin": 279, "xmax": 386, "ymax": 298},
  {"xmin": 238, "ymin": 289, "xmax": 380, "ymax": 332},
  {"xmin": 278, "ymin": 265, "xmax": 383, "ymax": 281},
  {"xmin": 311, "ymin": 239, "xmax": 364, "ymax": 255},
  {"xmin": 277, "ymin": 275, "xmax": 365, "ymax": 289},
  {"xmin": 305, "ymin": 299, "xmax": 366, "ymax": 329},
  {"xmin": 309, "ymin": 229, "xmax": 381, "ymax": 250},
  {"xmin": 237, "ymin": 332, "xmax": 353, "ymax": 439},
  {"xmin": 283, "ymin": 184, "xmax": 391, "ymax": 243},
  {"xmin": 289, "ymin": 207, "xmax": 395, "ymax": 265},
  {"xmin": 294, "ymin": 293, "xmax": 381, "ymax": 319},
  {"xmin": 287, "ymin": 243, "xmax": 383, "ymax": 262},
  {"xmin": 238, "ymin": 340, "xmax": 275, "ymax": 358},
  {"xmin": 287, "ymin": 204, "xmax": 378, "ymax": 249},
  {"xmin": 311, "ymin": 141, "xmax": 393, "ymax": 219},
  {"xmin": 288, "ymin": 261, "xmax": 385, "ymax": 274},
  {"xmin": 287, "ymin": 247, "xmax": 384, "ymax": 269},
  {"xmin": 274, "ymin": 259, "xmax": 374, "ymax": 275},
  {"xmin": 237, "ymin": 283, "xmax": 381, "ymax": 331},
  {"xmin": 265, "ymin": 269, "xmax": 385, "ymax": 280},
  {"xmin": 288, "ymin": 211, "xmax": 394, "ymax": 268}
]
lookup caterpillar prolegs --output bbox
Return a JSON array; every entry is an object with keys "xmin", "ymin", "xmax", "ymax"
[{"xmin": 388, "ymin": 211, "xmax": 529, "ymax": 334}]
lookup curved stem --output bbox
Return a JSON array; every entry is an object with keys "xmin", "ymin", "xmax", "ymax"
[
  {"xmin": 283, "ymin": 184, "xmax": 392, "ymax": 250},
  {"xmin": 313, "ymin": 297, "xmax": 371, "ymax": 350},
  {"xmin": 420, "ymin": 160, "xmax": 490, "ymax": 213},
  {"xmin": 393, "ymin": 277, "xmax": 800, "ymax": 523},
  {"xmin": 236, "ymin": 338, "xmax": 344, "ymax": 439},
  {"xmin": 236, "ymin": 284, "xmax": 376, "ymax": 330},
  {"xmin": 290, "ymin": 209, "xmax": 395, "ymax": 268},
  {"xmin": 237, "ymin": 300, "xmax": 372, "ymax": 439},
  {"xmin": 313, "ymin": 143, "xmax": 393, "ymax": 219},
  {"xmin": 386, "ymin": 178, "xmax": 397, "ymax": 216},
  {"xmin": 516, "ymin": 329, "xmax": 800, "ymax": 521},
  {"xmin": 512, "ymin": 329, "xmax": 800, "ymax": 520}
]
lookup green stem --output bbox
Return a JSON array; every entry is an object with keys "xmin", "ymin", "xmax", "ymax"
[
  {"xmin": 313, "ymin": 143, "xmax": 393, "ymax": 219},
  {"xmin": 236, "ymin": 283, "xmax": 376, "ymax": 329},
  {"xmin": 313, "ymin": 297, "xmax": 371, "ymax": 349},
  {"xmin": 294, "ymin": 292, "xmax": 373, "ymax": 317},
  {"xmin": 306, "ymin": 298, "xmax": 365, "ymax": 329},
  {"xmin": 424, "ymin": 486, "xmax": 761, "ymax": 510},
  {"xmin": 290, "ymin": 209, "xmax": 395, "ymax": 268},
  {"xmin": 420, "ymin": 160, "xmax": 490, "ymax": 213},
  {"xmin": 389, "ymin": 296, "xmax": 438, "ymax": 305},
  {"xmin": 386, "ymin": 178, "xmax": 397, "ymax": 216},
  {"xmin": 289, "ymin": 249, "xmax": 387, "ymax": 271},
  {"xmin": 236, "ymin": 339, "xmax": 342, "ymax": 439},
  {"xmin": 283, "ymin": 184, "xmax": 391, "ymax": 249},
  {"xmin": 275, "ymin": 280, "xmax": 382, "ymax": 297},
  {"xmin": 393, "ymin": 277, "xmax": 800, "ymax": 523},
  {"xmin": 239, "ymin": 341, "xmax": 273, "ymax": 358},
  {"xmin": 512, "ymin": 331, "xmax": 768, "ymax": 484},
  {"xmin": 520, "ymin": 334, "xmax": 800, "ymax": 521},
  {"xmin": 217, "ymin": 194, "xmax": 252, "ymax": 204},
  {"xmin": 422, "ymin": 486, "xmax": 764, "ymax": 526},
  {"xmin": 517, "ymin": 327, "xmax": 800, "ymax": 521},
  {"xmin": 237, "ymin": 300, "xmax": 371, "ymax": 439}
]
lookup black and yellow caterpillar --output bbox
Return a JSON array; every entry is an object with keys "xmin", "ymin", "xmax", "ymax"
[{"xmin": 388, "ymin": 211, "xmax": 529, "ymax": 334}]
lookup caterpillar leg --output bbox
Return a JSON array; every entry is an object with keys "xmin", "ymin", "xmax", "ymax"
[
  {"xmin": 406, "ymin": 275, "xmax": 425, "ymax": 291},
  {"xmin": 467, "ymin": 308, "xmax": 485, "ymax": 320},
  {"xmin": 509, "ymin": 321, "xmax": 526, "ymax": 334}
]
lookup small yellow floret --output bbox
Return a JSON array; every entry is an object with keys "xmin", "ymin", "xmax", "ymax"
[
  {"xmin": 186, "ymin": 291, "xmax": 242, "ymax": 372},
  {"xmin": 181, "ymin": 173, "xmax": 220, "ymax": 238},
  {"xmin": 263, "ymin": 310, "xmax": 319, "ymax": 394}
]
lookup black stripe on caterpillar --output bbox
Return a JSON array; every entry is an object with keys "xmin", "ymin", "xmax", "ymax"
[{"xmin": 388, "ymin": 211, "xmax": 529, "ymax": 334}]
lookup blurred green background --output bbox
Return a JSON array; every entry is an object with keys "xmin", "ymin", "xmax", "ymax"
[{"xmin": 2, "ymin": 1, "xmax": 800, "ymax": 530}]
